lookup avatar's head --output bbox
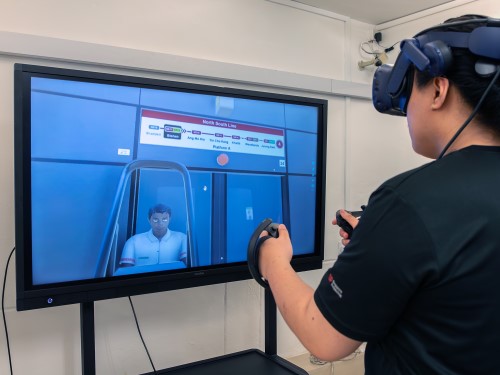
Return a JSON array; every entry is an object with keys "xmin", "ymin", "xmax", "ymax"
[{"xmin": 148, "ymin": 204, "xmax": 172, "ymax": 238}]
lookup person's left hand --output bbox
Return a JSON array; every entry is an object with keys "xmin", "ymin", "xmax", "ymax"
[
  {"xmin": 258, "ymin": 224, "xmax": 293, "ymax": 282},
  {"xmin": 332, "ymin": 209, "xmax": 359, "ymax": 246}
]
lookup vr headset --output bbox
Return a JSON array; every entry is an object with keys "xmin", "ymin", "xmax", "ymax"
[{"xmin": 373, "ymin": 17, "xmax": 500, "ymax": 116}]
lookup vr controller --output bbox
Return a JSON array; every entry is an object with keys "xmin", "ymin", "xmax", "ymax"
[
  {"xmin": 335, "ymin": 209, "xmax": 363, "ymax": 238},
  {"xmin": 247, "ymin": 218, "xmax": 279, "ymax": 288}
]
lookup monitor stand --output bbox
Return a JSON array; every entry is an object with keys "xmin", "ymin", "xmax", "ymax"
[
  {"xmin": 79, "ymin": 289, "xmax": 307, "ymax": 375},
  {"xmin": 80, "ymin": 301, "xmax": 96, "ymax": 375}
]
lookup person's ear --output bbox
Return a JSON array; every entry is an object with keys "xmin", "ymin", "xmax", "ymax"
[{"xmin": 431, "ymin": 76, "xmax": 450, "ymax": 110}]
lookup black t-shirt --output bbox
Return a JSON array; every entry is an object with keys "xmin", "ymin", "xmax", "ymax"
[{"xmin": 314, "ymin": 146, "xmax": 500, "ymax": 374}]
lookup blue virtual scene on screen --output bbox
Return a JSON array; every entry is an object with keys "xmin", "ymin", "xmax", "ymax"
[{"xmin": 30, "ymin": 77, "xmax": 319, "ymax": 285}]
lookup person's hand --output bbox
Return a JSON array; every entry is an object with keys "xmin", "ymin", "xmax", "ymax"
[
  {"xmin": 332, "ymin": 209, "xmax": 359, "ymax": 246},
  {"xmin": 258, "ymin": 224, "xmax": 293, "ymax": 282}
]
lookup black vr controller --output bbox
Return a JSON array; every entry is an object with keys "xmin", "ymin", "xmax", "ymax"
[
  {"xmin": 247, "ymin": 218, "xmax": 279, "ymax": 288},
  {"xmin": 335, "ymin": 209, "xmax": 363, "ymax": 237}
]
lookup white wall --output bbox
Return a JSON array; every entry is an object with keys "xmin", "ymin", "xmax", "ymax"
[
  {"xmin": 0, "ymin": 0, "xmax": 346, "ymax": 79},
  {"xmin": 377, "ymin": 0, "xmax": 500, "ymax": 45},
  {"xmin": 2, "ymin": 0, "xmax": 480, "ymax": 373}
]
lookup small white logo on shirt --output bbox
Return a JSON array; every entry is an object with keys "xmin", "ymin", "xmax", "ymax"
[{"xmin": 328, "ymin": 273, "xmax": 343, "ymax": 299}]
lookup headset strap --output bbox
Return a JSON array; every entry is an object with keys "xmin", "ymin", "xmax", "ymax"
[{"xmin": 417, "ymin": 28, "xmax": 500, "ymax": 60}]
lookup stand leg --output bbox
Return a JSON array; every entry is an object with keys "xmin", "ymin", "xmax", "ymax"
[
  {"xmin": 80, "ymin": 301, "xmax": 96, "ymax": 375},
  {"xmin": 264, "ymin": 289, "xmax": 277, "ymax": 356}
]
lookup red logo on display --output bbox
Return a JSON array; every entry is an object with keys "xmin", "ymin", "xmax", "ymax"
[
  {"xmin": 217, "ymin": 153, "xmax": 229, "ymax": 166},
  {"xmin": 328, "ymin": 273, "xmax": 333, "ymax": 283}
]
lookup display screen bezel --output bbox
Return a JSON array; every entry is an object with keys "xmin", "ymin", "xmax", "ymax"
[{"xmin": 14, "ymin": 64, "xmax": 327, "ymax": 311}]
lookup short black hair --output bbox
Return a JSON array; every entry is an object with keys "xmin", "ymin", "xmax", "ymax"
[
  {"xmin": 415, "ymin": 14, "xmax": 500, "ymax": 135},
  {"xmin": 148, "ymin": 204, "xmax": 171, "ymax": 219}
]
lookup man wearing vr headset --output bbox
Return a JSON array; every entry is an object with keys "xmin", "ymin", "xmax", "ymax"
[{"xmin": 258, "ymin": 14, "xmax": 500, "ymax": 374}]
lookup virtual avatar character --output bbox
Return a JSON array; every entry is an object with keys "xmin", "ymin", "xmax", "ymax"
[{"xmin": 120, "ymin": 204, "xmax": 187, "ymax": 267}]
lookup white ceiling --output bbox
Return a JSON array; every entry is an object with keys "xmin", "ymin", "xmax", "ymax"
[{"xmin": 294, "ymin": 0, "xmax": 456, "ymax": 24}]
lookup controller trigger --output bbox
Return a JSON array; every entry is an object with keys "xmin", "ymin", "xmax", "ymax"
[{"xmin": 266, "ymin": 223, "xmax": 279, "ymax": 238}]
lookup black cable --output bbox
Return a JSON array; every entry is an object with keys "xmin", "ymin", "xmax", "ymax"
[
  {"xmin": 128, "ymin": 296, "xmax": 157, "ymax": 375},
  {"xmin": 2, "ymin": 251, "xmax": 158, "ymax": 375},
  {"xmin": 2, "ymin": 247, "xmax": 15, "ymax": 375},
  {"xmin": 438, "ymin": 67, "xmax": 500, "ymax": 159},
  {"xmin": 379, "ymin": 40, "xmax": 400, "ymax": 53}
]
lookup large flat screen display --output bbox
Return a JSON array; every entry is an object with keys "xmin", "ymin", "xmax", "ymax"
[{"xmin": 14, "ymin": 64, "xmax": 327, "ymax": 310}]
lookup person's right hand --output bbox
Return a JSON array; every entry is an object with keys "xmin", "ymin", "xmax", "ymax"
[
  {"xmin": 258, "ymin": 224, "xmax": 293, "ymax": 282},
  {"xmin": 332, "ymin": 209, "xmax": 359, "ymax": 246}
]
